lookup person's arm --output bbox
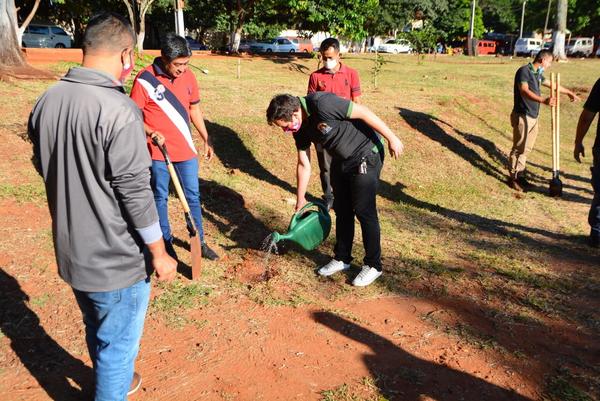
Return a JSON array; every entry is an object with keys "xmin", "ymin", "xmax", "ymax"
[
  {"xmin": 574, "ymin": 109, "xmax": 597, "ymax": 162},
  {"xmin": 349, "ymin": 103, "xmax": 404, "ymax": 158},
  {"xmin": 541, "ymin": 80, "xmax": 581, "ymax": 102},
  {"xmin": 107, "ymin": 118, "xmax": 177, "ymax": 281},
  {"xmin": 350, "ymin": 69, "xmax": 361, "ymax": 103},
  {"xmin": 296, "ymin": 149, "xmax": 311, "ymax": 211},
  {"xmin": 307, "ymin": 73, "xmax": 318, "ymax": 95},
  {"xmin": 520, "ymin": 82, "xmax": 554, "ymax": 106},
  {"xmin": 190, "ymin": 103, "xmax": 214, "ymax": 161}
]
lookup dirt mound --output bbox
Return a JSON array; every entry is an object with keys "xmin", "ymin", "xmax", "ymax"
[{"xmin": 0, "ymin": 64, "xmax": 57, "ymax": 81}]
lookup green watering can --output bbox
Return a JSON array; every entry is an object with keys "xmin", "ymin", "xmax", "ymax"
[{"xmin": 271, "ymin": 201, "xmax": 331, "ymax": 250}]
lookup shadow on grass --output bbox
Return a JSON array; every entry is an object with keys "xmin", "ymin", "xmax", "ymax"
[
  {"xmin": 207, "ymin": 120, "xmax": 296, "ymax": 196},
  {"xmin": 398, "ymin": 107, "xmax": 592, "ymax": 204},
  {"xmin": 0, "ymin": 268, "xmax": 92, "ymax": 400},
  {"xmin": 313, "ymin": 311, "xmax": 533, "ymax": 401},
  {"xmin": 378, "ymin": 180, "xmax": 596, "ymax": 263}
]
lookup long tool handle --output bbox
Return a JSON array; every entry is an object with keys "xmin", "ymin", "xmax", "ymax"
[
  {"xmin": 155, "ymin": 141, "xmax": 202, "ymax": 280},
  {"xmin": 550, "ymin": 73, "xmax": 556, "ymax": 173},
  {"xmin": 556, "ymin": 73, "xmax": 560, "ymax": 173}
]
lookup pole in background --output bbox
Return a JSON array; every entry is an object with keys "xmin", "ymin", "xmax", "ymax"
[
  {"xmin": 543, "ymin": 0, "xmax": 552, "ymax": 38},
  {"xmin": 468, "ymin": 0, "xmax": 476, "ymax": 56},
  {"xmin": 519, "ymin": 0, "xmax": 527, "ymax": 39},
  {"xmin": 174, "ymin": 0, "xmax": 185, "ymax": 37}
]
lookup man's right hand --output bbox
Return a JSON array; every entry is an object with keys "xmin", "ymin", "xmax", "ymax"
[
  {"xmin": 150, "ymin": 131, "xmax": 166, "ymax": 147},
  {"xmin": 543, "ymin": 96, "xmax": 556, "ymax": 107},
  {"xmin": 153, "ymin": 253, "xmax": 177, "ymax": 282},
  {"xmin": 574, "ymin": 142, "xmax": 585, "ymax": 163}
]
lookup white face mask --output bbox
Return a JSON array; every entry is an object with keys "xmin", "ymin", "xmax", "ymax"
[{"xmin": 324, "ymin": 59, "xmax": 338, "ymax": 70}]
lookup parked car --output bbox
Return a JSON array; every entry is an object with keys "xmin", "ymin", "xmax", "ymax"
[
  {"xmin": 476, "ymin": 40, "xmax": 496, "ymax": 55},
  {"xmin": 250, "ymin": 37, "xmax": 298, "ymax": 53},
  {"xmin": 185, "ymin": 36, "xmax": 208, "ymax": 51},
  {"xmin": 22, "ymin": 23, "xmax": 72, "ymax": 48},
  {"xmin": 377, "ymin": 38, "xmax": 412, "ymax": 54},
  {"xmin": 566, "ymin": 37, "xmax": 594, "ymax": 57},
  {"xmin": 288, "ymin": 37, "xmax": 312, "ymax": 53},
  {"xmin": 237, "ymin": 39, "xmax": 255, "ymax": 52},
  {"xmin": 514, "ymin": 38, "xmax": 542, "ymax": 57}
]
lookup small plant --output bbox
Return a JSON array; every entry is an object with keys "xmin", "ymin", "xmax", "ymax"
[{"xmin": 371, "ymin": 51, "xmax": 387, "ymax": 89}]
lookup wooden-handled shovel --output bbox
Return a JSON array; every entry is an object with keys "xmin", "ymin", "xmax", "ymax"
[
  {"xmin": 549, "ymin": 72, "xmax": 563, "ymax": 197},
  {"xmin": 154, "ymin": 141, "xmax": 202, "ymax": 280}
]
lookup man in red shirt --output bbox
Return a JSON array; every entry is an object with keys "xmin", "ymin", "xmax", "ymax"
[
  {"xmin": 130, "ymin": 33, "xmax": 218, "ymax": 260},
  {"xmin": 307, "ymin": 37, "xmax": 362, "ymax": 209}
]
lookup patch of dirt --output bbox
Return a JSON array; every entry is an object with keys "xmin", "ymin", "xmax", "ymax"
[{"xmin": 0, "ymin": 64, "xmax": 58, "ymax": 81}]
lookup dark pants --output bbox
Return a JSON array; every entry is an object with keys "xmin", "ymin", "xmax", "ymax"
[
  {"xmin": 589, "ymin": 151, "xmax": 600, "ymax": 234},
  {"xmin": 331, "ymin": 152, "xmax": 383, "ymax": 271},
  {"xmin": 316, "ymin": 144, "xmax": 334, "ymax": 203}
]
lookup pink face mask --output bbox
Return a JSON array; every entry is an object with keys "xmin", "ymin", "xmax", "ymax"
[
  {"xmin": 282, "ymin": 120, "xmax": 301, "ymax": 134},
  {"xmin": 119, "ymin": 52, "xmax": 134, "ymax": 84}
]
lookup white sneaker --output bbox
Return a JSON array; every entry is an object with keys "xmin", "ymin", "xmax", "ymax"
[
  {"xmin": 352, "ymin": 266, "xmax": 382, "ymax": 287},
  {"xmin": 318, "ymin": 259, "xmax": 350, "ymax": 277}
]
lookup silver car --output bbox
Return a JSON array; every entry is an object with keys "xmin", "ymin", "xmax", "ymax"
[
  {"xmin": 22, "ymin": 24, "xmax": 73, "ymax": 48},
  {"xmin": 250, "ymin": 38, "xmax": 298, "ymax": 53}
]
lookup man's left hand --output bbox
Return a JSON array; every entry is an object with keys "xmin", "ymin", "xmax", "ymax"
[
  {"xmin": 568, "ymin": 92, "xmax": 581, "ymax": 102},
  {"xmin": 388, "ymin": 136, "xmax": 404, "ymax": 159}
]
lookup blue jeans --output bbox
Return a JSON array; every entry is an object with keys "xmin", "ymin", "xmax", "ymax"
[
  {"xmin": 589, "ymin": 152, "xmax": 600, "ymax": 234},
  {"xmin": 73, "ymin": 278, "xmax": 151, "ymax": 401},
  {"xmin": 151, "ymin": 158, "xmax": 205, "ymax": 242}
]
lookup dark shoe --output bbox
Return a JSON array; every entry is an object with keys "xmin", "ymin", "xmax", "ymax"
[
  {"xmin": 201, "ymin": 242, "xmax": 219, "ymax": 260},
  {"xmin": 127, "ymin": 372, "xmax": 142, "ymax": 396},
  {"xmin": 165, "ymin": 241, "xmax": 178, "ymax": 260},
  {"xmin": 589, "ymin": 231, "xmax": 600, "ymax": 248},
  {"xmin": 508, "ymin": 176, "xmax": 523, "ymax": 192},
  {"xmin": 517, "ymin": 174, "xmax": 531, "ymax": 187}
]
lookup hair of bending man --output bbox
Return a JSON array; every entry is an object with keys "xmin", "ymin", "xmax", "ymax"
[
  {"xmin": 534, "ymin": 49, "xmax": 553, "ymax": 63},
  {"xmin": 266, "ymin": 94, "xmax": 300, "ymax": 125},
  {"xmin": 82, "ymin": 12, "xmax": 135, "ymax": 55},
  {"xmin": 161, "ymin": 33, "xmax": 192, "ymax": 62}
]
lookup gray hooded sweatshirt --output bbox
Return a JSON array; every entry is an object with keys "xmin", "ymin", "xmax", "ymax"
[{"xmin": 28, "ymin": 67, "xmax": 160, "ymax": 292}]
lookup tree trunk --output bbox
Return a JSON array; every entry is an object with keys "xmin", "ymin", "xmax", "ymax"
[
  {"xmin": 230, "ymin": 25, "xmax": 242, "ymax": 52},
  {"xmin": 16, "ymin": 0, "xmax": 40, "ymax": 46},
  {"xmin": 137, "ymin": 13, "xmax": 146, "ymax": 52},
  {"xmin": 553, "ymin": 0, "xmax": 567, "ymax": 60},
  {"xmin": 0, "ymin": 0, "xmax": 25, "ymax": 67}
]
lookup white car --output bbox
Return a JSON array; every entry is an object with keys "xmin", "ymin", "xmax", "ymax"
[
  {"xmin": 377, "ymin": 39, "xmax": 412, "ymax": 54},
  {"xmin": 514, "ymin": 38, "xmax": 542, "ymax": 57},
  {"xmin": 566, "ymin": 37, "xmax": 594, "ymax": 57},
  {"xmin": 22, "ymin": 24, "xmax": 72, "ymax": 48},
  {"xmin": 250, "ymin": 37, "xmax": 298, "ymax": 53}
]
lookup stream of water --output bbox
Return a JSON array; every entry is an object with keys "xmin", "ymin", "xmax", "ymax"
[{"xmin": 260, "ymin": 233, "xmax": 279, "ymax": 281}]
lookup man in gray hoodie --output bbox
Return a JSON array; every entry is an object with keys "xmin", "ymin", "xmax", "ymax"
[{"xmin": 28, "ymin": 13, "xmax": 176, "ymax": 401}]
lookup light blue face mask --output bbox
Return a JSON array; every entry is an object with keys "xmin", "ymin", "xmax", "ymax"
[{"xmin": 537, "ymin": 67, "xmax": 544, "ymax": 76}]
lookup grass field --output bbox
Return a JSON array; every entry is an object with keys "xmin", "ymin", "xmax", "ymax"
[{"xmin": 0, "ymin": 53, "xmax": 598, "ymax": 400}]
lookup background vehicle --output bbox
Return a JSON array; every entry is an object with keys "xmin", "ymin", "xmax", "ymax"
[
  {"xmin": 514, "ymin": 38, "xmax": 542, "ymax": 57},
  {"xmin": 377, "ymin": 38, "xmax": 412, "ymax": 54},
  {"xmin": 250, "ymin": 37, "xmax": 298, "ymax": 53},
  {"xmin": 476, "ymin": 40, "xmax": 496, "ymax": 55},
  {"xmin": 22, "ymin": 24, "xmax": 72, "ymax": 48},
  {"xmin": 566, "ymin": 37, "xmax": 594, "ymax": 57},
  {"xmin": 288, "ymin": 37, "xmax": 312, "ymax": 53},
  {"xmin": 185, "ymin": 36, "xmax": 208, "ymax": 51},
  {"xmin": 237, "ymin": 39, "xmax": 255, "ymax": 53}
]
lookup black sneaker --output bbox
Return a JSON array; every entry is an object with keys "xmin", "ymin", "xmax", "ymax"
[
  {"xmin": 201, "ymin": 242, "xmax": 219, "ymax": 260},
  {"xmin": 165, "ymin": 241, "xmax": 178, "ymax": 260},
  {"xmin": 517, "ymin": 174, "xmax": 531, "ymax": 188}
]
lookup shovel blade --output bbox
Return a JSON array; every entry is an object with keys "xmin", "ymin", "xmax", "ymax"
[
  {"xmin": 549, "ymin": 176, "xmax": 563, "ymax": 197},
  {"xmin": 190, "ymin": 234, "xmax": 202, "ymax": 280}
]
